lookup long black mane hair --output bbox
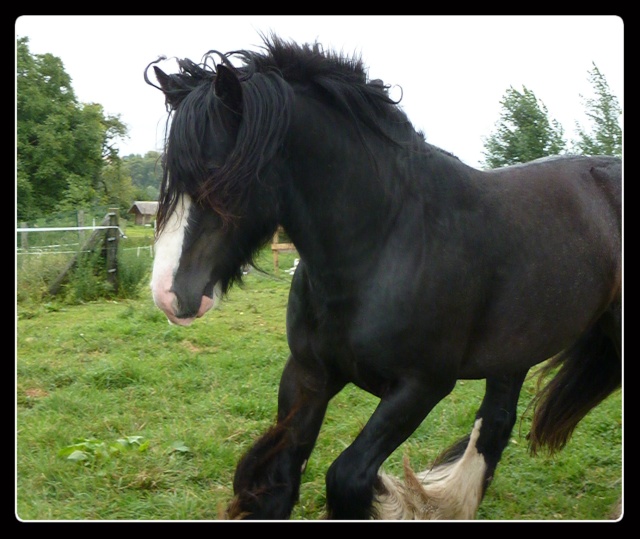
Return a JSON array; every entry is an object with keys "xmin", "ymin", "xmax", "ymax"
[{"xmin": 146, "ymin": 35, "xmax": 416, "ymax": 233}]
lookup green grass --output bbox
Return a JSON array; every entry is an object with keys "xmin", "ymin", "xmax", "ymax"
[{"xmin": 16, "ymin": 254, "xmax": 622, "ymax": 521}]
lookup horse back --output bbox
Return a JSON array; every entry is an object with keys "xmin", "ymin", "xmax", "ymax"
[
  {"xmin": 487, "ymin": 155, "xmax": 621, "ymax": 235},
  {"xmin": 587, "ymin": 155, "xmax": 622, "ymax": 229}
]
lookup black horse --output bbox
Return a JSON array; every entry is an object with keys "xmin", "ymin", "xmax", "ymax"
[{"xmin": 147, "ymin": 36, "xmax": 621, "ymax": 520}]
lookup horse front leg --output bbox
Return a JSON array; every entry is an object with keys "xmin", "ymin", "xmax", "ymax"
[
  {"xmin": 325, "ymin": 376, "xmax": 457, "ymax": 520},
  {"xmin": 226, "ymin": 355, "xmax": 342, "ymax": 519},
  {"xmin": 375, "ymin": 370, "xmax": 527, "ymax": 519}
]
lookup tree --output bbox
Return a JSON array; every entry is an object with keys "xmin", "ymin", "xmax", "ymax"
[
  {"xmin": 481, "ymin": 86, "xmax": 566, "ymax": 169},
  {"xmin": 573, "ymin": 63, "xmax": 622, "ymax": 157},
  {"xmin": 100, "ymin": 158, "xmax": 135, "ymax": 212},
  {"xmin": 16, "ymin": 37, "xmax": 129, "ymax": 220},
  {"xmin": 17, "ymin": 37, "xmax": 78, "ymax": 218},
  {"xmin": 123, "ymin": 152, "xmax": 162, "ymax": 201}
]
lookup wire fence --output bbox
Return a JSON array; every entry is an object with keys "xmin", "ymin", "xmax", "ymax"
[
  {"xmin": 16, "ymin": 209, "xmax": 156, "ymax": 293},
  {"xmin": 17, "ymin": 207, "xmax": 155, "ymax": 256}
]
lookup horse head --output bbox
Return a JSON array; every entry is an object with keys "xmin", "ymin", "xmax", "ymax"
[{"xmin": 149, "ymin": 62, "xmax": 253, "ymax": 325}]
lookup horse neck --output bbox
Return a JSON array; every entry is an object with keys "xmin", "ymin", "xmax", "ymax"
[{"xmin": 278, "ymin": 94, "xmax": 410, "ymax": 283}]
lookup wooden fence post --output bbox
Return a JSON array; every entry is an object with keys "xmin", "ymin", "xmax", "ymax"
[
  {"xmin": 272, "ymin": 229, "xmax": 280, "ymax": 272},
  {"xmin": 271, "ymin": 226, "xmax": 296, "ymax": 273},
  {"xmin": 48, "ymin": 212, "xmax": 117, "ymax": 296},
  {"xmin": 105, "ymin": 209, "xmax": 119, "ymax": 292},
  {"xmin": 20, "ymin": 222, "xmax": 28, "ymax": 252},
  {"xmin": 77, "ymin": 210, "xmax": 85, "ymax": 247}
]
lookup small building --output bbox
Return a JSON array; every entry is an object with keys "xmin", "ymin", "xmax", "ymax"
[{"xmin": 127, "ymin": 201, "xmax": 158, "ymax": 226}]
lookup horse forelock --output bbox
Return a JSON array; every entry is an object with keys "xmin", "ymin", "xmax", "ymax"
[{"xmin": 155, "ymin": 82, "xmax": 214, "ymax": 235}]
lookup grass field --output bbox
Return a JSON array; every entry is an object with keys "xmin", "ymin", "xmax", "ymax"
[{"xmin": 16, "ymin": 251, "xmax": 622, "ymax": 521}]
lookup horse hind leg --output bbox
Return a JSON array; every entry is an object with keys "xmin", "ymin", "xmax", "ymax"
[
  {"xmin": 374, "ymin": 371, "xmax": 527, "ymax": 519},
  {"xmin": 375, "ymin": 420, "xmax": 485, "ymax": 519}
]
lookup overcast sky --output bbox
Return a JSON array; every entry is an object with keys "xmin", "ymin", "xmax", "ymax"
[{"xmin": 16, "ymin": 15, "xmax": 623, "ymax": 168}]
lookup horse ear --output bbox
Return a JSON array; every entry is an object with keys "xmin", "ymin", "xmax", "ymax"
[
  {"xmin": 153, "ymin": 66, "xmax": 172, "ymax": 91},
  {"xmin": 214, "ymin": 64, "xmax": 243, "ymax": 114},
  {"xmin": 153, "ymin": 66, "xmax": 187, "ymax": 109}
]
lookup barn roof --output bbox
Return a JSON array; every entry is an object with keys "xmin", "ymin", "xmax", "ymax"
[{"xmin": 128, "ymin": 201, "xmax": 158, "ymax": 215}]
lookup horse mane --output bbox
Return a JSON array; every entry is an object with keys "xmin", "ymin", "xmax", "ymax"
[
  {"xmin": 238, "ymin": 35, "xmax": 407, "ymax": 144},
  {"xmin": 150, "ymin": 34, "xmax": 424, "ymax": 230}
]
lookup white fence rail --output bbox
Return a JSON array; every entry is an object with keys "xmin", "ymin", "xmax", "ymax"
[
  {"xmin": 17, "ymin": 226, "xmax": 127, "ymax": 255},
  {"xmin": 17, "ymin": 225, "xmax": 153, "ymax": 257}
]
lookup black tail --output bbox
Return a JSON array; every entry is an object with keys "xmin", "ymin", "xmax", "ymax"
[{"xmin": 528, "ymin": 323, "xmax": 621, "ymax": 455}]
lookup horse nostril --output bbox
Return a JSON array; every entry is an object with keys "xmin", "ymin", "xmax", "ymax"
[
  {"xmin": 174, "ymin": 298, "xmax": 195, "ymax": 319},
  {"xmin": 171, "ymin": 295, "xmax": 183, "ymax": 317}
]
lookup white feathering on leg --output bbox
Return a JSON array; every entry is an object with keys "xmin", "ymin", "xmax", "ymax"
[{"xmin": 374, "ymin": 419, "xmax": 486, "ymax": 520}]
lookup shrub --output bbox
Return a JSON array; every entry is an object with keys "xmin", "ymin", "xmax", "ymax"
[
  {"xmin": 116, "ymin": 247, "xmax": 153, "ymax": 299},
  {"xmin": 63, "ymin": 249, "xmax": 112, "ymax": 304}
]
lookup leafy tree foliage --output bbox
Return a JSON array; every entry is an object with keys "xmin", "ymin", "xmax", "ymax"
[
  {"xmin": 17, "ymin": 37, "xmax": 129, "ymax": 220},
  {"xmin": 98, "ymin": 159, "xmax": 134, "ymax": 213},
  {"xmin": 481, "ymin": 86, "xmax": 566, "ymax": 169},
  {"xmin": 123, "ymin": 152, "xmax": 162, "ymax": 201},
  {"xmin": 573, "ymin": 63, "xmax": 622, "ymax": 157}
]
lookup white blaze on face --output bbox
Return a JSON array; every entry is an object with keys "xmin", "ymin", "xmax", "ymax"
[{"xmin": 150, "ymin": 193, "xmax": 219, "ymax": 326}]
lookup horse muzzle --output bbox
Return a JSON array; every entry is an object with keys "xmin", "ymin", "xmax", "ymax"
[{"xmin": 151, "ymin": 273, "xmax": 220, "ymax": 326}]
